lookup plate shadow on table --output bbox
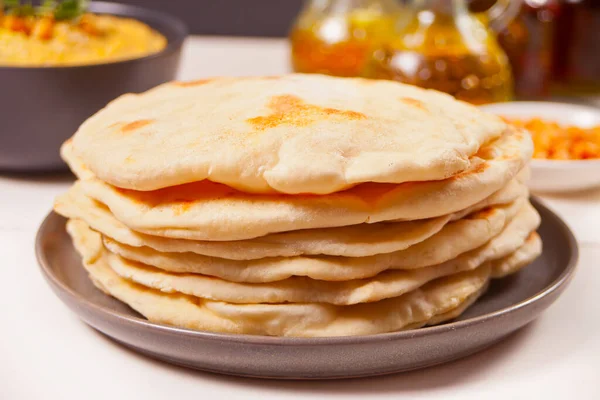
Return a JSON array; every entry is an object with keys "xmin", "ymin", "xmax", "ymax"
[{"xmin": 87, "ymin": 319, "xmax": 538, "ymax": 393}]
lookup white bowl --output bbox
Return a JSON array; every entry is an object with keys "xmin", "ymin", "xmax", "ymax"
[{"xmin": 480, "ymin": 101, "xmax": 600, "ymax": 193}]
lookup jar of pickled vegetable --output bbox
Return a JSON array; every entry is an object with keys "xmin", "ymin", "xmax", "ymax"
[
  {"xmin": 363, "ymin": 0, "xmax": 519, "ymax": 104},
  {"xmin": 289, "ymin": 0, "xmax": 401, "ymax": 77}
]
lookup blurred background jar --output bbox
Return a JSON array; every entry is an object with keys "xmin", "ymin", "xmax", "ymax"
[
  {"xmin": 362, "ymin": 0, "xmax": 519, "ymax": 104},
  {"xmin": 289, "ymin": 0, "xmax": 401, "ymax": 77},
  {"xmin": 489, "ymin": 0, "xmax": 600, "ymax": 101},
  {"xmin": 551, "ymin": 0, "xmax": 600, "ymax": 100}
]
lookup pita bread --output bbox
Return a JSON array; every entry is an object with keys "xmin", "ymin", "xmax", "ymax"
[
  {"xmin": 67, "ymin": 219, "xmax": 491, "ymax": 337},
  {"xmin": 60, "ymin": 139, "xmax": 96, "ymax": 181},
  {"xmin": 101, "ymin": 202, "xmax": 537, "ymax": 304},
  {"xmin": 491, "ymin": 232, "xmax": 542, "ymax": 278},
  {"xmin": 101, "ymin": 199, "xmax": 532, "ymax": 284},
  {"xmin": 425, "ymin": 282, "xmax": 489, "ymax": 326},
  {"xmin": 54, "ymin": 179, "xmax": 527, "ymax": 260},
  {"xmin": 66, "ymin": 127, "xmax": 532, "ymax": 241},
  {"xmin": 68, "ymin": 74, "xmax": 508, "ymax": 194}
]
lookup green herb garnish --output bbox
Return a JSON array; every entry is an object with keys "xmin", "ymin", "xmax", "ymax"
[
  {"xmin": 53, "ymin": 0, "xmax": 88, "ymax": 20},
  {"xmin": 2, "ymin": 0, "xmax": 89, "ymax": 20}
]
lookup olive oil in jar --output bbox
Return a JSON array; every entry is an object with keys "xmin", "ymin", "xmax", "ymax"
[
  {"xmin": 290, "ymin": 0, "xmax": 400, "ymax": 77},
  {"xmin": 364, "ymin": 0, "xmax": 514, "ymax": 104}
]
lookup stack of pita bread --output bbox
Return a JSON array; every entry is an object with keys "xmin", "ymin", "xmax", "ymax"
[{"xmin": 54, "ymin": 74, "xmax": 541, "ymax": 337}]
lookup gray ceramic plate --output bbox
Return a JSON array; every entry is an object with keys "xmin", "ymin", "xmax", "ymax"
[{"xmin": 35, "ymin": 198, "xmax": 577, "ymax": 379}]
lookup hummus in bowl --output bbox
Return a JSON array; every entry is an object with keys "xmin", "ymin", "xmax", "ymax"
[
  {"xmin": 0, "ymin": 7, "xmax": 167, "ymax": 66},
  {"xmin": 0, "ymin": 1, "xmax": 187, "ymax": 171}
]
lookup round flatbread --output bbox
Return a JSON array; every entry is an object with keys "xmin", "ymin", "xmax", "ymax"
[
  {"xmin": 68, "ymin": 74, "xmax": 508, "ymax": 194},
  {"xmin": 491, "ymin": 232, "xmax": 542, "ymax": 278},
  {"xmin": 101, "ymin": 202, "xmax": 538, "ymax": 304},
  {"xmin": 53, "ymin": 178, "xmax": 527, "ymax": 260},
  {"xmin": 66, "ymin": 219, "xmax": 491, "ymax": 337},
  {"xmin": 101, "ymin": 199, "xmax": 533, "ymax": 283}
]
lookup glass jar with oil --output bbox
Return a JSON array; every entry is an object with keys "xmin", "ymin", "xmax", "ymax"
[
  {"xmin": 289, "ymin": 0, "xmax": 401, "ymax": 77},
  {"xmin": 363, "ymin": 0, "xmax": 518, "ymax": 104}
]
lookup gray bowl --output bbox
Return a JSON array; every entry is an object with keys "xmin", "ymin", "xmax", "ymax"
[
  {"xmin": 0, "ymin": 2, "xmax": 188, "ymax": 172},
  {"xmin": 35, "ymin": 198, "xmax": 578, "ymax": 379}
]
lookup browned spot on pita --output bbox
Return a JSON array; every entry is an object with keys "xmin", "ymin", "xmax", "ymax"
[
  {"xmin": 400, "ymin": 97, "xmax": 428, "ymax": 111},
  {"xmin": 120, "ymin": 119, "xmax": 154, "ymax": 134},
  {"xmin": 471, "ymin": 207, "xmax": 498, "ymax": 219},
  {"xmin": 173, "ymin": 79, "xmax": 214, "ymax": 87},
  {"xmin": 450, "ymin": 161, "xmax": 489, "ymax": 181},
  {"xmin": 469, "ymin": 161, "xmax": 489, "ymax": 175},
  {"xmin": 173, "ymin": 201, "xmax": 193, "ymax": 216},
  {"xmin": 247, "ymin": 95, "xmax": 367, "ymax": 131},
  {"xmin": 124, "ymin": 155, "xmax": 135, "ymax": 164}
]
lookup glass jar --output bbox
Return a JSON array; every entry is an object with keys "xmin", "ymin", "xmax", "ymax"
[
  {"xmin": 490, "ymin": 0, "xmax": 600, "ymax": 99},
  {"xmin": 363, "ymin": 0, "xmax": 517, "ymax": 104},
  {"xmin": 494, "ymin": 0, "xmax": 557, "ymax": 98},
  {"xmin": 549, "ymin": 0, "xmax": 600, "ymax": 97},
  {"xmin": 289, "ymin": 0, "xmax": 401, "ymax": 77}
]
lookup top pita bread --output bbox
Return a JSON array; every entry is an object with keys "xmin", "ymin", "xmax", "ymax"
[{"xmin": 69, "ymin": 74, "xmax": 508, "ymax": 194}]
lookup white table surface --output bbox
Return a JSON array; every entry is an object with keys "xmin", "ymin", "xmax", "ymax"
[{"xmin": 2, "ymin": 36, "xmax": 599, "ymax": 400}]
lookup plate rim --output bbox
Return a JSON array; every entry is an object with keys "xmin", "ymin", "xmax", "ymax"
[{"xmin": 35, "ymin": 197, "xmax": 579, "ymax": 346}]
